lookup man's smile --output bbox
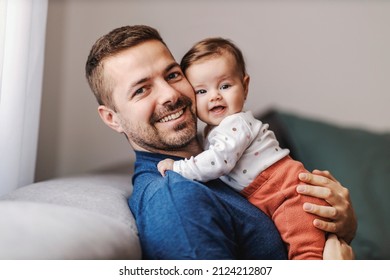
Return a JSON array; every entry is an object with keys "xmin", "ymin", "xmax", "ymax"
[{"xmin": 158, "ymin": 109, "xmax": 184, "ymax": 123}]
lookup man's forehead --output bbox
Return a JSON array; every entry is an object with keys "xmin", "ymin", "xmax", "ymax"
[{"xmin": 105, "ymin": 41, "xmax": 176, "ymax": 75}]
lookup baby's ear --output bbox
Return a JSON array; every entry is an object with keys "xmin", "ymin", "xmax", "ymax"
[
  {"xmin": 243, "ymin": 74, "xmax": 250, "ymax": 99},
  {"xmin": 98, "ymin": 105, "xmax": 124, "ymax": 133}
]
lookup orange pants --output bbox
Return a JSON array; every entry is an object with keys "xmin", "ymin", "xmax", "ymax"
[{"xmin": 241, "ymin": 156, "xmax": 327, "ymax": 260}]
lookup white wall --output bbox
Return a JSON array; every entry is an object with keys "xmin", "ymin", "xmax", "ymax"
[{"xmin": 35, "ymin": 0, "xmax": 390, "ymax": 181}]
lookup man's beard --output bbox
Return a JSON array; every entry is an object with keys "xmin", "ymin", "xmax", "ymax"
[{"xmin": 122, "ymin": 95, "xmax": 198, "ymax": 152}]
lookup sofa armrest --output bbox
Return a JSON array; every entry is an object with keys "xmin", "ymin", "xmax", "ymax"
[{"xmin": 0, "ymin": 173, "xmax": 141, "ymax": 260}]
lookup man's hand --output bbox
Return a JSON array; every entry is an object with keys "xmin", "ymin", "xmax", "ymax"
[
  {"xmin": 323, "ymin": 234, "xmax": 355, "ymax": 260},
  {"xmin": 297, "ymin": 169, "xmax": 357, "ymax": 243}
]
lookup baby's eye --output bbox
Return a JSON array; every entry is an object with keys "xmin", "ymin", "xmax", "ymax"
[
  {"xmin": 220, "ymin": 84, "xmax": 231, "ymax": 90},
  {"xmin": 196, "ymin": 89, "xmax": 207, "ymax": 95}
]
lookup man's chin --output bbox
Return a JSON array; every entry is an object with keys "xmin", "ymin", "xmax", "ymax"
[
  {"xmin": 130, "ymin": 129, "xmax": 196, "ymax": 152},
  {"xmin": 163, "ymin": 131, "xmax": 196, "ymax": 150}
]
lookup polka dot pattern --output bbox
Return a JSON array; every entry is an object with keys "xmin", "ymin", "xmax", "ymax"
[{"xmin": 175, "ymin": 111, "xmax": 289, "ymax": 191}]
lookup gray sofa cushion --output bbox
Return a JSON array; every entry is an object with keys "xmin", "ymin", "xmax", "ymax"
[
  {"xmin": 0, "ymin": 201, "xmax": 140, "ymax": 259},
  {"xmin": 2, "ymin": 174, "xmax": 136, "ymax": 228},
  {"xmin": 0, "ymin": 173, "xmax": 141, "ymax": 259}
]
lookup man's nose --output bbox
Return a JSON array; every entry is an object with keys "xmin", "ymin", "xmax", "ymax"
[{"xmin": 156, "ymin": 80, "xmax": 180, "ymax": 105}]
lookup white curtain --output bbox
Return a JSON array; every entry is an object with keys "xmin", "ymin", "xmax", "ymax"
[{"xmin": 0, "ymin": 0, "xmax": 48, "ymax": 196}]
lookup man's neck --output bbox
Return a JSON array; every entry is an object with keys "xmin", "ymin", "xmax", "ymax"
[
  {"xmin": 159, "ymin": 138, "xmax": 203, "ymax": 159},
  {"xmin": 176, "ymin": 138, "xmax": 203, "ymax": 158}
]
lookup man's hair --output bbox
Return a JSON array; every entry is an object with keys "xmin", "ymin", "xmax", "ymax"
[
  {"xmin": 180, "ymin": 37, "xmax": 247, "ymax": 79},
  {"xmin": 85, "ymin": 25, "xmax": 166, "ymax": 109}
]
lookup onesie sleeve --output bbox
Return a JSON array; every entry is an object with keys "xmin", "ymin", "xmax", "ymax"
[{"xmin": 173, "ymin": 114, "xmax": 256, "ymax": 182}]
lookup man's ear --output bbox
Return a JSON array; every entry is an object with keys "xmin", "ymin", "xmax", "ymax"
[
  {"xmin": 98, "ymin": 105, "xmax": 124, "ymax": 133},
  {"xmin": 243, "ymin": 74, "xmax": 250, "ymax": 100}
]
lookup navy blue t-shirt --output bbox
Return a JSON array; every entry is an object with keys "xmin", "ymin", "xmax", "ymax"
[{"xmin": 129, "ymin": 151, "xmax": 287, "ymax": 259}]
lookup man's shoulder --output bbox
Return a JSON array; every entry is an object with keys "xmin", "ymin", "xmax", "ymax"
[
  {"xmin": 133, "ymin": 150, "xmax": 212, "ymax": 190},
  {"xmin": 130, "ymin": 170, "xmax": 219, "ymax": 216},
  {"xmin": 134, "ymin": 170, "xmax": 211, "ymax": 199}
]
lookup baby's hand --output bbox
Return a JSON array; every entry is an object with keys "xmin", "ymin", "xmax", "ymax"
[{"xmin": 157, "ymin": 159, "xmax": 175, "ymax": 177}]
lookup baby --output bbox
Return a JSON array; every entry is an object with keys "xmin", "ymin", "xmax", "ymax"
[{"xmin": 157, "ymin": 37, "xmax": 327, "ymax": 259}]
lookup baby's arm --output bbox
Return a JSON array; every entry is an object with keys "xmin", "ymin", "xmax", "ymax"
[
  {"xmin": 157, "ymin": 114, "xmax": 255, "ymax": 181},
  {"xmin": 157, "ymin": 158, "xmax": 175, "ymax": 177}
]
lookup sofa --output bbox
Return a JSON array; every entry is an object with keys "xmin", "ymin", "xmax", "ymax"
[
  {"xmin": 0, "ymin": 171, "xmax": 141, "ymax": 259},
  {"xmin": 0, "ymin": 109, "xmax": 389, "ymax": 259}
]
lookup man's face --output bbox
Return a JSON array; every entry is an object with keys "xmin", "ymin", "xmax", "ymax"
[{"xmin": 101, "ymin": 40, "xmax": 198, "ymax": 154}]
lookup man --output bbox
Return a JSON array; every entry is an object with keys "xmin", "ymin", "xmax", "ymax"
[{"xmin": 85, "ymin": 25, "xmax": 356, "ymax": 259}]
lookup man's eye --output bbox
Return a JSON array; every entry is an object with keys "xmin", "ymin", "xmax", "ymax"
[
  {"xmin": 167, "ymin": 72, "xmax": 180, "ymax": 81},
  {"xmin": 196, "ymin": 89, "xmax": 207, "ymax": 95},
  {"xmin": 133, "ymin": 87, "xmax": 145, "ymax": 96}
]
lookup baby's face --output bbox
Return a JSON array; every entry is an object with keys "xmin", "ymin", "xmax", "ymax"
[{"xmin": 185, "ymin": 53, "xmax": 249, "ymax": 126}]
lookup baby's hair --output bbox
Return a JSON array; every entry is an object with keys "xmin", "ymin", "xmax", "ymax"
[{"xmin": 180, "ymin": 37, "xmax": 247, "ymax": 79}]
